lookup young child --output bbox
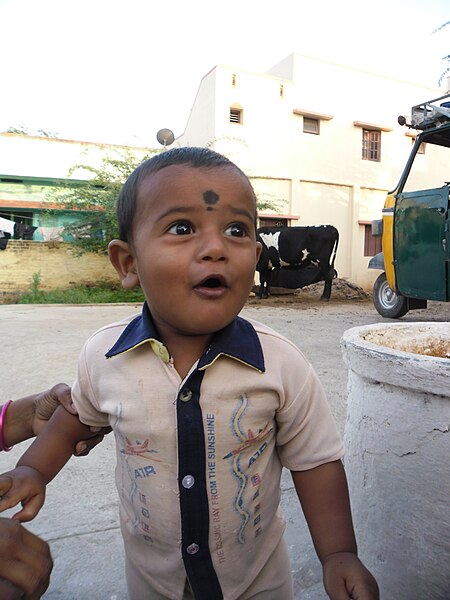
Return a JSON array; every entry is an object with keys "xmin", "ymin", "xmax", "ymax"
[{"xmin": 0, "ymin": 147, "xmax": 378, "ymax": 600}]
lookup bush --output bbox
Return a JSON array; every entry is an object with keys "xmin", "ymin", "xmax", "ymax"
[{"xmin": 18, "ymin": 280, "xmax": 145, "ymax": 304}]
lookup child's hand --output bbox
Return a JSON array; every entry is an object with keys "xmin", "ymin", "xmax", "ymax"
[
  {"xmin": 323, "ymin": 551, "xmax": 379, "ymax": 599},
  {"xmin": 0, "ymin": 467, "xmax": 46, "ymax": 522}
]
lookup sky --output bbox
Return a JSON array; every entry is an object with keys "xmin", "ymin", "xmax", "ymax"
[{"xmin": 0, "ymin": 0, "xmax": 449, "ymax": 147}]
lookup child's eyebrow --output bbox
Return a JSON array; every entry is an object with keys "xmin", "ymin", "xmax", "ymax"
[
  {"xmin": 230, "ymin": 207, "xmax": 255, "ymax": 221},
  {"xmin": 154, "ymin": 206, "xmax": 196, "ymax": 223}
]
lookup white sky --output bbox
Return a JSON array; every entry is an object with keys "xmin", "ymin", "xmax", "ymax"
[{"xmin": 0, "ymin": 0, "xmax": 449, "ymax": 147}]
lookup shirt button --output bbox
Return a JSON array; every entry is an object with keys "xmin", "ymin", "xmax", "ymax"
[
  {"xmin": 179, "ymin": 389, "xmax": 193, "ymax": 402},
  {"xmin": 186, "ymin": 543, "xmax": 199, "ymax": 555},
  {"xmin": 182, "ymin": 475, "xmax": 195, "ymax": 489}
]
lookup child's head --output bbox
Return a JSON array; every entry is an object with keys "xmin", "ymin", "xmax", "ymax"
[
  {"xmin": 116, "ymin": 146, "xmax": 256, "ymax": 243},
  {"xmin": 108, "ymin": 147, "xmax": 262, "ymax": 344}
]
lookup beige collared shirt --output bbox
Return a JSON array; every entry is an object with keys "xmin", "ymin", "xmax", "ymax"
[{"xmin": 72, "ymin": 310, "xmax": 343, "ymax": 600}]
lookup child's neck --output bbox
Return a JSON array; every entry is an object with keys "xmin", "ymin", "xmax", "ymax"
[{"xmin": 162, "ymin": 331, "xmax": 213, "ymax": 380}]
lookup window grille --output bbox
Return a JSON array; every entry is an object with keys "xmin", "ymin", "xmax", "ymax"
[
  {"xmin": 303, "ymin": 117, "xmax": 320, "ymax": 134},
  {"xmin": 258, "ymin": 217, "xmax": 289, "ymax": 228},
  {"xmin": 362, "ymin": 129, "xmax": 381, "ymax": 161},
  {"xmin": 364, "ymin": 224, "xmax": 382, "ymax": 256},
  {"xmin": 229, "ymin": 108, "xmax": 242, "ymax": 124}
]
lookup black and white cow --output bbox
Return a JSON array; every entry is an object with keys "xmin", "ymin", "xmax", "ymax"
[{"xmin": 256, "ymin": 225, "xmax": 339, "ymax": 300}]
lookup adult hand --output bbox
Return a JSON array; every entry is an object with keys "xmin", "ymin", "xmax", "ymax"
[
  {"xmin": 0, "ymin": 518, "xmax": 52, "ymax": 599},
  {"xmin": 31, "ymin": 384, "xmax": 111, "ymax": 456}
]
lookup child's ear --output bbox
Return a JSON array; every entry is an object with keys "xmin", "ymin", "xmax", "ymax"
[{"xmin": 108, "ymin": 240, "xmax": 140, "ymax": 289}]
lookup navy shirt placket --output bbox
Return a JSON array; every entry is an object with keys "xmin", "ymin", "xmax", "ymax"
[{"xmin": 177, "ymin": 368, "xmax": 223, "ymax": 600}]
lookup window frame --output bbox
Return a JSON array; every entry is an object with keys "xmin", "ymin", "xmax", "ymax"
[
  {"xmin": 303, "ymin": 117, "xmax": 320, "ymax": 135},
  {"xmin": 362, "ymin": 129, "xmax": 381, "ymax": 162},
  {"xmin": 363, "ymin": 223, "xmax": 382, "ymax": 256},
  {"xmin": 229, "ymin": 108, "xmax": 243, "ymax": 124}
]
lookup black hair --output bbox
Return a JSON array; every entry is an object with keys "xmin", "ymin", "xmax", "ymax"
[{"xmin": 116, "ymin": 146, "xmax": 255, "ymax": 242}]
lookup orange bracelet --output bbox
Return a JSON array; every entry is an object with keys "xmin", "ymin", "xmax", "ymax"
[{"xmin": 0, "ymin": 400, "xmax": 13, "ymax": 452}]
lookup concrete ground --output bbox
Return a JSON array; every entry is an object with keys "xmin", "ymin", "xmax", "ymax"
[{"xmin": 1, "ymin": 299, "xmax": 449, "ymax": 599}]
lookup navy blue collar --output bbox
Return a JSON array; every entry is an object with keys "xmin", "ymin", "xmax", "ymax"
[{"xmin": 105, "ymin": 303, "xmax": 265, "ymax": 373}]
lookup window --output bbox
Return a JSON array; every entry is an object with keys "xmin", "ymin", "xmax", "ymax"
[
  {"xmin": 279, "ymin": 84, "xmax": 284, "ymax": 98},
  {"xmin": 303, "ymin": 117, "xmax": 320, "ymax": 135},
  {"xmin": 364, "ymin": 224, "xmax": 382, "ymax": 256},
  {"xmin": 229, "ymin": 108, "xmax": 242, "ymax": 124},
  {"xmin": 231, "ymin": 73, "xmax": 237, "ymax": 87},
  {"xmin": 258, "ymin": 217, "xmax": 289, "ymax": 228},
  {"xmin": 362, "ymin": 129, "xmax": 381, "ymax": 161}
]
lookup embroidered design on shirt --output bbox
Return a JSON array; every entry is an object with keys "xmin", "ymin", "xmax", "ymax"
[
  {"xmin": 120, "ymin": 437, "xmax": 161, "ymax": 459},
  {"xmin": 223, "ymin": 395, "xmax": 273, "ymax": 544},
  {"xmin": 222, "ymin": 422, "xmax": 272, "ymax": 462},
  {"xmin": 114, "ymin": 405, "xmax": 158, "ymax": 544}
]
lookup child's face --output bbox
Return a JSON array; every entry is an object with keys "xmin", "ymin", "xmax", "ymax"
[{"xmin": 110, "ymin": 164, "xmax": 261, "ymax": 342}]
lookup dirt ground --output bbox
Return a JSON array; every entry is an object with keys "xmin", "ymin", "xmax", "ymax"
[
  {"xmin": 0, "ymin": 286, "xmax": 449, "ymax": 599},
  {"xmin": 248, "ymin": 277, "xmax": 371, "ymax": 306}
]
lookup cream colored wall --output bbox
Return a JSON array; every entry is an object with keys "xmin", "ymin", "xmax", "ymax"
[
  {"xmin": 0, "ymin": 241, "xmax": 117, "ymax": 299},
  {"xmin": 250, "ymin": 177, "xmax": 292, "ymax": 215},
  {"xmin": 177, "ymin": 55, "xmax": 443, "ymax": 290},
  {"xmin": 179, "ymin": 70, "xmax": 218, "ymax": 147}
]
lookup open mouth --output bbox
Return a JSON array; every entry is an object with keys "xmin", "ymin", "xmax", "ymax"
[
  {"xmin": 194, "ymin": 275, "xmax": 227, "ymax": 291},
  {"xmin": 201, "ymin": 277, "xmax": 223, "ymax": 288}
]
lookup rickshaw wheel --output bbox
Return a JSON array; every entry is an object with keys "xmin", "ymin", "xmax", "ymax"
[{"xmin": 373, "ymin": 272, "xmax": 408, "ymax": 318}]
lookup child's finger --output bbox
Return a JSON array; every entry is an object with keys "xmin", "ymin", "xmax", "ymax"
[
  {"xmin": 0, "ymin": 475, "xmax": 13, "ymax": 496},
  {"xmin": 12, "ymin": 494, "xmax": 45, "ymax": 523},
  {"xmin": 0, "ymin": 490, "xmax": 22, "ymax": 514}
]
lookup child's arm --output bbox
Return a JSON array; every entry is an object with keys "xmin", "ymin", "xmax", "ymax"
[
  {"xmin": 292, "ymin": 460, "xmax": 379, "ymax": 600},
  {"xmin": 0, "ymin": 406, "xmax": 94, "ymax": 522}
]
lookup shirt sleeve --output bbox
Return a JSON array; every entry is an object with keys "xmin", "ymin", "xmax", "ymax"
[
  {"xmin": 71, "ymin": 341, "xmax": 111, "ymax": 428},
  {"xmin": 275, "ymin": 362, "xmax": 344, "ymax": 471}
]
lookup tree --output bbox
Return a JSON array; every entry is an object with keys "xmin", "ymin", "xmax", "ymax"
[
  {"xmin": 433, "ymin": 21, "xmax": 450, "ymax": 86},
  {"xmin": 49, "ymin": 147, "xmax": 157, "ymax": 254},
  {"xmin": 4, "ymin": 126, "xmax": 59, "ymax": 137},
  {"xmin": 51, "ymin": 144, "xmax": 284, "ymax": 254}
]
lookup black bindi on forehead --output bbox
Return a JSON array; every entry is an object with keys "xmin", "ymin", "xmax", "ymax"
[{"xmin": 203, "ymin": 189, "xmax": 219, "ymax": 211}]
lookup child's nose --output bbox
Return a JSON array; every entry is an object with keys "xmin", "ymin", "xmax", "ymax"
[{"xmin": 198, "ymin": 230, "xmax": 227, "ymax": 261}]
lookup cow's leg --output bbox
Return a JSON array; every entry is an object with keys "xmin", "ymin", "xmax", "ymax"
[
  {"xmin": 257, "ymin": 281, "xmax": 265, "ymax": 299},
  {"xmin": 320, "ymin": 268, "xmax": 336, "ymax": 301},
  {"xmin": 257, "ymin": 270, "xmax": 268, "ymax": 298},
  {"xmin": 259, "ymin": 269, "xmax": 271, "ymax": 298}
]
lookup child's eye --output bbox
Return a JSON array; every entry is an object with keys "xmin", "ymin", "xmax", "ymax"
[
  {"xmin": 167, "ymin": 222, "xmax": 193, "ymax": 235},
  {"xmin": 225, "ymin": 223, "xmax": 248, "ymax": 237}
]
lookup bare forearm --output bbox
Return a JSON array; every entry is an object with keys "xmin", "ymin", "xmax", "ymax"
[
  {"xmin": 2, "ymin": 397, "xmax": 35, "ymax": 447},
  {"xmin": 16, "ymin": 407, "xmax": 92, "ymax": 483},
  {"xmin": 292, "ymin": 460, "xmax": 357, "ymax": 564}
]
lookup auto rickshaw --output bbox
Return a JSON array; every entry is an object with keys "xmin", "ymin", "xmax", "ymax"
[{"xmin": 369, "ymin": 92, "xmax": 450, "ymax": 318}]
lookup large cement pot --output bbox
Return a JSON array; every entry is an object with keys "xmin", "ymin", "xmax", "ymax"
[{"xmin": 341, "ymin": 322, "xmax": 450, "ymax": 600}]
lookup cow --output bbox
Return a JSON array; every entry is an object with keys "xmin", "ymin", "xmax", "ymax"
[{"xmin": 256, "ymin": 225, "xmax": 339, "ymax": 300}]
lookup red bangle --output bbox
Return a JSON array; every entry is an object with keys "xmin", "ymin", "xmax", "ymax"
[{"xmin": 0, "ymin": 400, "xmax": 13, "ymax": 452}]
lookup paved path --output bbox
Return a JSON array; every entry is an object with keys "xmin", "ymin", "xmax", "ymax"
[{"xmin": 1, "ymin": 300, "xmax": 449, "ymax": 599}]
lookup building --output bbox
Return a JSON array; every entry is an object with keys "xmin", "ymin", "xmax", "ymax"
[
  {"xmin": 0, "ymin": 135, "xmax": 150, "ymax": 297},
  {"xmin": 1, "ymin": 53, "xmax": 446, "ymax": 295},
  {"xmin": 176, "ymin": 53, "xmax": 445, "ymax": 289}
]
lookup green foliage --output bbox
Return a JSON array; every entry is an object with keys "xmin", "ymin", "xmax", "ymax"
[
  {"xmin": 18, "ymin": 280, "xmax": 145, "ymax": 304},
  {"xmin": 433, "ymin": 21, "xmax": 450, "ymax": 85},
  {"xmin": 255, "ymin": 192, "xmax": 287, "ymax": 213},
  {"xmin": 4, "ymin": 126, "xmax": 58, "ymax": 137},
  {"xmin": 5, "ymin": 125, "xmax": 29, "ymax": 134},
  {"xmin": 23, "ymin": 271, "xmax": 44, "ymax": 303},
  {"xmin": 48, "ymin": 148, "xmax": 158, "ymax": 254},
  {"xmin": 47, "ymin": 142, "xmax": 284, "ymax": 255}
]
